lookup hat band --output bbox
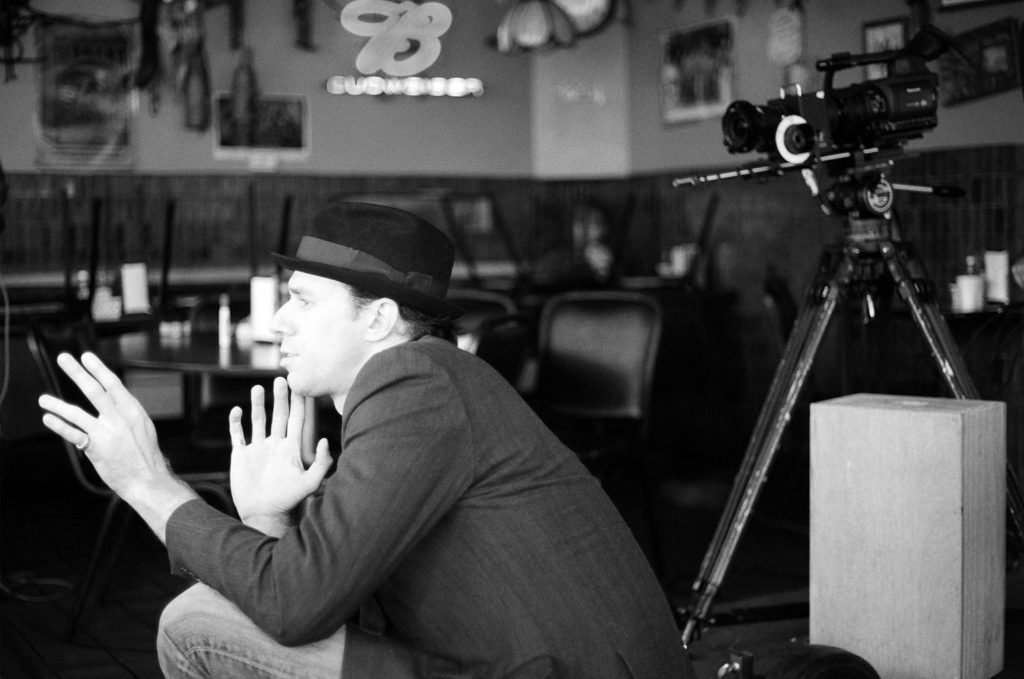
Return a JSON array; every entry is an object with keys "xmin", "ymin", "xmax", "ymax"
[{"xmin": 295, "ymin": 236, "xmax": 445, "ymax": 297}]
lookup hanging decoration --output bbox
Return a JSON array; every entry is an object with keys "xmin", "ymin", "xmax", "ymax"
[
  {"xmin": 491, "ymin": 0, "xmax": 576, "ymax": 53},
  {"xmin": 229, "ymin": 45, "xmax": 259, "ymax": 145},
  {"xmin": 551, "ymin": 0, "xmax": 618, "ymax": 37},
  {"xmin": 294, "ymin": 0, "xmax": 315, "ymax": 50},
  {"xmin": 0, "ymin": 0, "xmax": 40, "ymax": 81},
  {"xmin": 490, "ymin": 0, "xmax": 620, "ymax": 54},
  {"xmin": 161, "ymin": 0, "xmax": 212, "ymax": 131}
]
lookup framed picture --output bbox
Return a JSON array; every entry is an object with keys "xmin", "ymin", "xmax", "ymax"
[
  {"xmin": 35, "ymin": 22, "xmax": 137, "ymax": 168},
  {"xmin": 939, "ymin": 0, "xmax": 1022, "ymax": 10},
  {"xmin": 213, "ymin": 93, "xmax": 310, "ymax": 160},
  {"xmin": 862, "ymin": 17, "xmax": 907, "ymax": 80},
  {"xmin": 936, "ymin": 17, "xmax": 1020, "ymax": 106},
  {"xmin": 661, "ymin": 18, "xmax": 735, "ymax": 125}
]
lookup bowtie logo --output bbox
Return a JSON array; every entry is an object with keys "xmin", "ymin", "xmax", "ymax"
[{"xmin": 340, "ymin": 0, "xmax": 452, "ymax": 77}]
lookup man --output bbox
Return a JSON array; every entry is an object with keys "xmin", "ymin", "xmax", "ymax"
[{"xmin": 38, "ymin": 202, "xmax": 694, "ymax": 678}]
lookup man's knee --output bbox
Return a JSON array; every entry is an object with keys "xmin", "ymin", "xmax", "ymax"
[{"xmin": 157, "ymin": 584, "xmax": 236, "ymax": 677}]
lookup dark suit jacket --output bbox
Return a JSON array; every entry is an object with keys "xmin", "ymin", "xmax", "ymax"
[{"xmin": 167, "ymin": 336, "xmax": 694, "ymax": 678}]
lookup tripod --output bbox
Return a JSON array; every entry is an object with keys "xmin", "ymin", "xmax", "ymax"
[{"xmin": 680, "ymin": 212, "xmax": 1024, "ymax": 646}]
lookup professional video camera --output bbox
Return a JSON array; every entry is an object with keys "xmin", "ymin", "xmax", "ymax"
[
  {"xmin": 721, "ymin": 25, "xmax": 951, "ymax": 166},
  {"xmin": 674, "ymin": 26, "xmax": 958, "ymax": 219}
]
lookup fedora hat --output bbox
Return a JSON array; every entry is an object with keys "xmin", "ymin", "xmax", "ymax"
[{"xmin": 271, "ymin": 202, "xmax": 463, "ymax": 318}]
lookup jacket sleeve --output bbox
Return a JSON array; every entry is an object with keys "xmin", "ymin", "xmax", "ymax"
[{"xmin": 166, "ymin": 345, "xmax": 476, "ymax": 645}]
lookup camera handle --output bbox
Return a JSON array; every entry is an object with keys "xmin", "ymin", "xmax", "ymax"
[{"xmin": 679, "ymin": 216, "xmax": 1024, "ymax": 647}]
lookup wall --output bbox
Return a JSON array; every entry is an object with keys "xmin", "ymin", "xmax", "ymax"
[
  {"xmin": 531, "ymin": 24, "xmax": 631, "ymax": 178},
  {"xmin": 628, "ymin": 0, "xmax": 1024, "ymax": 175},
  {"xmin": 3, "ymin": 2, "xmax": 1020, "ymax": 178},
  {"xmin": 0, "ymin": 0, "xmax": 532, "ymax": 176}
]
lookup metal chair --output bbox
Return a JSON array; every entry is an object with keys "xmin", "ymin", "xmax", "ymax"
[
  {"xmin": 25, "ymin": 323, "xmax": 233, "ymax": 640},
  {"xmin": 530, "ymin": 290, "xmax": 666, "ymax": 574}
]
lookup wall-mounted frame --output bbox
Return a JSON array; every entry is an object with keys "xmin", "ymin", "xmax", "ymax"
[
  {"xmin": 661, "ymin": 18, "xmax": 735, "ymax": 125},
  {"xmin": 213, "ymin": 93, "xmax": 310, "ymax": 160},
  {"xmin": 939, "ymin": 0, "xmax": 1021, "ymax": 10},
  {"xmin": 936, "ymin": 17, "xmax": 1020, "ymax": 106},
  {"xmin": 862, "ymin": 17, "xmax": 908, "ymax": 80},
  {"xmin": 35, "ymin": 22, "xmax": 137, "ymax": 168}
]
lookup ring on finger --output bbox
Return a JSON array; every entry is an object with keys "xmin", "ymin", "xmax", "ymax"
[{"xmin": 74, "ymin": 434, "xmax": 91, "ymax": 451}]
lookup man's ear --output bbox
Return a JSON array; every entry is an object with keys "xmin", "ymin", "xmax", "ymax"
[{"xmin": 364, "ymin": 298, "xmax": 402, "ymax": 341}]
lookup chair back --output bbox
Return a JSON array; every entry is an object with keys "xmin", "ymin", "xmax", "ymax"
[
  {"xmin": 534, "ymin": 291, "xmax": 662, "ymax": 428},
  {"xmin": 24, "ymin": 323, "xmax": 110, "ymax": 497},
  {"xmin": 447, "ymin": 289, "xmax": 531, "ymax": 388},
  {"xmin": 446, "ymin": 289, "xmax": 518, "ymax": 336},
  {"xmin": 474, "ymin": 313, "xmax": 534, "ymax": 388}
]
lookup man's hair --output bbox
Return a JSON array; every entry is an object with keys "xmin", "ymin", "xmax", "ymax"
[{"xmin": 350, "ymin": 287, "xmax": 457, "ymax": 344}]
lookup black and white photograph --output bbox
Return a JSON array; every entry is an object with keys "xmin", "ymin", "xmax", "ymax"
[
  {"xmin": 2, "ymin": 2, "xmax": 1024, "ymax": 679},
  {"xmin": 661, "ymin": 18, "xmax": 735, "ymax": 124}
]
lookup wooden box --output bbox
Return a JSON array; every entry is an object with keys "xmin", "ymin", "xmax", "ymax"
[{"xmin": 809, "ymin": 394, "xmax": 1005, "ymax": 679}]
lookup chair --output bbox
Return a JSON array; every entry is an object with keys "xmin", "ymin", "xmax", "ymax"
[
  {"xmin": 473, "ymin": 313, "xmax": 535, "ymax": 389},
  {"xmin": 25, "ymin": 323, "xmax": 233, "ymax": 640},
  {"xmin": 447, "ymin": 289, "xmax": 532, "ymax": 388},
  {"xmin": 530, "ymin": 290, "xmax": 666, "ymax": 574},
  {"xmin": 446, "ymin": 288, "xmax": 518, "ymax": 336}
]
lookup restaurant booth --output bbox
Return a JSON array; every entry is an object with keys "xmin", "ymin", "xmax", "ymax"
[{"xmin": 1, "ymin": 1, "xmax": 1023, "ymax": 677}]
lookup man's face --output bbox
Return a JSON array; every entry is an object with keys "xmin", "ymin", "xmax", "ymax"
[{"xmin": 270, "ymin": 271, "xmax": 373, "ymax": 401}]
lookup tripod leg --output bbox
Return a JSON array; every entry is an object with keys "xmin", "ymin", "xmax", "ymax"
[
  {"xmin": 881, "ymin": 241, "xmax": 1024, "ymax": 553},
  {"xmin": 682, "ymin": 249, "xmax": 856, "ymax": 647}
]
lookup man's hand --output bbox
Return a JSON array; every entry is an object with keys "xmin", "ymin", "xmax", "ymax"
[
  {"xmin": 230, "ymin": 377, "xmax": 332, "ymax": 536},
  {"xmin": 37, "ymin": 352, "xmax": 197, "ymax": 543}
]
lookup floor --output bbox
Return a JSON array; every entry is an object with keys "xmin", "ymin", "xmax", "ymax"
[{"xmin": 2, "ymin": 432, "xmax": 1023, "ymax": 679}]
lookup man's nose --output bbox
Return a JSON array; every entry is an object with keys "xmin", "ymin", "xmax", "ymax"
[{"xmin": 269, "ymin": 305, "xmax": 288, "ymax": 336}]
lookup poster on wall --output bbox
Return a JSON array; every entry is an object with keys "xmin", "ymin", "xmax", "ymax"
[
  {"xmin": 661, "ymin": 18, "xmax": 735, "ymax": 125},
  {"xmin": 213, "ymin": 94, "xmax": 310, "ymax": 161},
  {"xmin": 936, "ymin": 18, "xmax": 1020, "ymax": 106},
  {"xmin": 35, "ymin": 22, "xmax": 137, "ymax": 168}
]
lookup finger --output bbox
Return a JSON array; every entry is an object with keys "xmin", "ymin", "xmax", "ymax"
[
  {"xmin": 40, "ymin": 412, "xmax": 89, "ymax": 448},
  {"xmin": 56, "ymin": 353, "xmax": 111, "ymax": 411},
  {"xmin": 250, "ymin": 385, "xmax": 266, "ymax": 443},
  {"xmin": 286, "ymin": 390, "xmax": 305, "ymax": 442},
  {"xmin": 309, "ymin": 438, "xmax": 332, "ymax": 475},
  {"xmin": 228, "ymin": 406, "xmax": 247, "ymax": 448},
  {"xmin": 38, "ymin": 394, "xmax": 94, "ymax": 432},
  {"xmin": 299, "ymin": 439, "xmax": 333, "ymax": 491},
  {"xmin": 80, "ymin": 352, "xmax": 131, "ymax": 403},
  {"xmin": 269, "ymin": 377, "xmax": 290, "ymax": 439},
  {"xmin": 79, "ymin": 352, "xmax": 155, "ymax": 440}
]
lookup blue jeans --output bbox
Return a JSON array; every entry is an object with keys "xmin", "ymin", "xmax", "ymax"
[{"xmin": 158, "ymin": 584, "xmax": 347, "ymax": 678}]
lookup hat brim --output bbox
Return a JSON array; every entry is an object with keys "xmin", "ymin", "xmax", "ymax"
[{"xmin": 271, "ymin": 252, "xmax": 463, "ymax": 319}]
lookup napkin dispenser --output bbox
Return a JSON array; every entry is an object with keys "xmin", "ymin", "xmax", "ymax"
[{"xmin": 249, "ymin": 276, "xmax": 279, "ymax": 343}]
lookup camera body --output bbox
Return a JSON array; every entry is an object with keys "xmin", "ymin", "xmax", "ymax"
[{"xmin": 721, "ymin": 52, "xmax": 939, "ymax": 165}]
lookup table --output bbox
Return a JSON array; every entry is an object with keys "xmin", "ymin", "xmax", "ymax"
[
  {"xmin": 95, "ymin": 330, "xmax": 317, "ymax": 457},
  {"xmin": 97, "ymin": 329, "xmax": 285, "ymax": 376}
]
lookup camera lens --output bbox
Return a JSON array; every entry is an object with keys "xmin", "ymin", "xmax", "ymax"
[{"xmin": 722, "ymin": 101, "xmax": 780, "ymax": 154}]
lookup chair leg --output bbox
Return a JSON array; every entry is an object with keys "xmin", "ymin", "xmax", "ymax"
[
  {"xmin": 63, "ymin": 496, "xmax": 131, "ymax": 640},
  {"xmin": 94, "ymin": 501, "xmax": 138, "ymax": 604}
]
